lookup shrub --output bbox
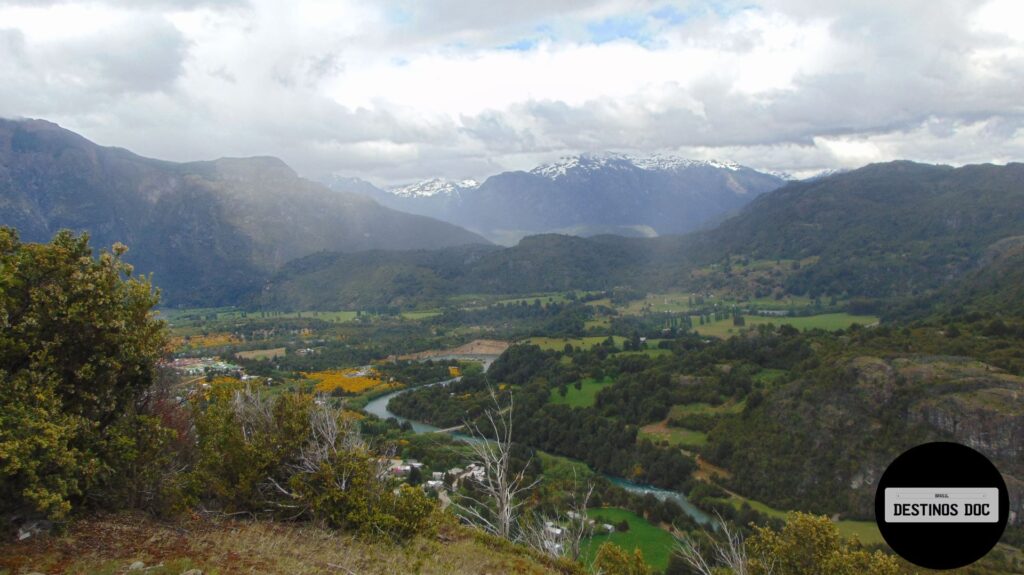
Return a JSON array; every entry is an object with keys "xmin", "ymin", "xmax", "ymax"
[
  {"xmin": 0, "ymin": 228, "xmax": 167, "ymax": 522},
  {"xmin": 191, "ymin": 386, "xmax": 312, "ymax": 512},
  {"xmin": 191, "ymin": 388, "xmax": 436, "ymax": 539},
  {"xmin": 747, "ymin": 512, "xmax": 902, "ymax": 575},
  {"xmin": 593, "ymin": 541, "xmax": 649, "ymax": 575}
]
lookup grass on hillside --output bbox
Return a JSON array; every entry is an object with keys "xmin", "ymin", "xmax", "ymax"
[
  {"xmin": 527, "ymin": 336, "xmax": 627, "ymax": 351},
  {"xmin": 835, "ymin": 520, "xmax": 884, "ymax": 545},
  {"xmin": 752, "ymin": 368, "xmax": 788, "ymax": 385},
  {"xmin": 692, "ymin": 313, "xmax": 879, "ymax": 339},
  {"xmin": 581, "ymin": 508, "xmax": 676, "ymax": 572},
  {"xmin": 0, "ymin": 513, "xmax": 578, "ymax": 575},
  {"xmin": 713, "ymin": 494, "xmax": 883, "ymax": 545},
  {"xmin": 496, "ymin": 293, "xmax": 572, "ymax": 306},
  {"xmin": 537, "ymin": 451, "xmax": 596, "ymax": 482},
  {"xmin": 639, "ymin": 422, "xmax": 708, "ymax": 448},
  {"xmin": 616, "ymin": 348, "xmax": 673, "ymax": 359},
  {"xmin": 549, "ymin": 377, "xmax": 614, "ymax": 408},
  {"xmin": 668, "ymin": 401, "xmax": 744, "ymax": 418}
]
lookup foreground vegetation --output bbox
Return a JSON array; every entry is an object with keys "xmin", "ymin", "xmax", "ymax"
[
  {"xmin": 0, "ymin": 513, "xmax": 576, "ymax": 575},
  {"xmin": 4, "ymin": 228, "xmax": 1023, "ymax": 575}
]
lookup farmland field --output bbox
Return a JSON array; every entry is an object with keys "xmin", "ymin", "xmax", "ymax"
[
  {"xmin": 235, "ymin": 347, "xmax": 287, "ymax": 360},
  {"xmin": 714, "ymin": 493, "xmax": 883, "ymax": 544},
  {"xmin": 617, "ymin": 348, "xmax": 673, "ymax": 358},
  {"xmin": 614, "ymin": 289, "xmax": 818, "ymax": 316},
  {"xmin": 495, "ymin": 293, "xmax": 572, "ymax": 306},
  {"xmin": 527, "ymin": 336, "xmax": 626, "ymax": 351},
  {"xmin": 171, "ymin": 332, "xmax": 240, "ymax": 351},
  {"xmin": 639, "ymin": 420, "xmax": 707, "ymax": 447},
  {"xmin": 400, "ymin": 310, "xmax": 442, "ymax": 320},
  {"xmin": 668, "ymin": 401, "xmax": 744, "ymax": 418},
  {"xmin": 692, "ymin": 313, "xmax": 879, "ymax": 339},
  {"xmin": 549, "ymin": 377, "xmax": 613, "ymax": 408},
  {"xmin": 581, "ymin": 508, "xmax": 676, "ymax": 572}
]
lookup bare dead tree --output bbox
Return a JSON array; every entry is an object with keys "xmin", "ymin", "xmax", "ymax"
[
  {"xmin": 560, "ymin": 476, "xmax": 595, "ymax": 560},
  {"xmin": 522, "ymin": 471, "xmax": 595, "ymax": 560},
  {"xmin": 675, "ymin": 513, "xmax": 769, "ymax": 575},
  {"xmin": 230, "ymin": 387, "xmax": 275, "ymax": 443},
  {"xmin": 233, "ymin": 391, "xmax": 377, "ymax": 517},
  {"xmin": 453, "ymin": 389, "xmax": 540, "ymax": 541},
  {"xmin": 292, "ymin": 400, "xmax": 368, "ymax": 490}
]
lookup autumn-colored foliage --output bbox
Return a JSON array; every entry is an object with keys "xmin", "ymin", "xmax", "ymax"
[
  {"xmin": 305, "ymin": 368, "xmax": 384, "ymax": 394},
  {"xmin": 171, "ymin": 333, "xmax": 240, "ymax": 351}
]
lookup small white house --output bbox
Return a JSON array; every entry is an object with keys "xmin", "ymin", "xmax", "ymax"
[{"xmin": 544, "ymin": 521, "xmax": 564, "ymax": 537}]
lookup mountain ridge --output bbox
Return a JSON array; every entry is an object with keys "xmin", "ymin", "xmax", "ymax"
[
  {"xmin": 272, "ymin": 160, "xmax": 1024, "ymax": 312},
  {"xmin": 0, "ymin": 118, "xmax": 489, "ymax": 306},
  {"xmin": 324, "ymin": 153, "xmax": 786, "ymax": 244}
]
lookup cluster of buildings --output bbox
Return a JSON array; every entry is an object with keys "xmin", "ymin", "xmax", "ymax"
[
  {"xmin": 386, "ymin": 459, "xmax": 488, "ymax": 493},
  {"xmin": 165, "ymin": 357, "xmax": 243, "ymax": 377}
]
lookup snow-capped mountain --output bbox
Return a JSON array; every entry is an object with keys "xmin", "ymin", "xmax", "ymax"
[
  {"xmin": 389, "ymin": 178, "xmax": 479, "ymax": 198},
  {"xmin": 802, "ymin": 168, "xmax": 849, "ymax": 181},
  {"xmin": 531, "ymin": 153, "xmax": 742, "ymax": 179},
  {"xmin": 323, "ymin": 153, "xmax": 788, "ymax": 245}
]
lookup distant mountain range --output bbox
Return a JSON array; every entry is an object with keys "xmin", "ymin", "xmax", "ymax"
[
  {"xmin": 0, "ymin": 119, "xmax": 487, "ymax": 306},
  {"xmin": 275, "ymin": 161, "xmax": 1024, "ymax": 312},
  {"xmin": 323, "ymin": 153, "xmax": 786, "ymax": 244},
  {"xmin": 5, "ymin": 119, "xmax": 1022, "ymax": 314}
]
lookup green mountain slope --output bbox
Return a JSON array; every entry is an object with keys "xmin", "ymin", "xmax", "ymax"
[
  {"xmin": 694, "ymin": 161, "xmax": 1024, "ymax": 298},
  {"xmin": 263, "ymin": 161, "xmax": 1024, "ymax": 312},
  {"xmin": 0, "ymin": 119, "xmax": 488, "ymax": 306}
]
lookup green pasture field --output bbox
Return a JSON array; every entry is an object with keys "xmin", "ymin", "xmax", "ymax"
[
  {"xmin": 668, "ymin": 401, "xmax": 744, "ymax": 418},
  {"xmin": 639, "ymin": 425, "xmax": 708, "ymax": 447},
  {"xmin": 581, "ymin": 508, "xmax": 676, "ymax": 572},
  {"xmin": 692, "ymin": 313, "xmax": 879, "ymax": 339},
  {"xmin": 527, "ymin": 336, "xmax": 627, "ymax": 351},
  {"xmin": 549, "ymin": 377, "xmax": 614, "ymax": 408}
]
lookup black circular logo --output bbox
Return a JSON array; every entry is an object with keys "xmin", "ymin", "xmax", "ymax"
[{"xmin": 874, "ymin": 442, "xmax": 1009, "ymax": 570}]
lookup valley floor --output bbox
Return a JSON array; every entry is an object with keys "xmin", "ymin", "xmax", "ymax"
[{"xmin": 0, "ymin": 514, "xmax": 576, "ymax": 575}]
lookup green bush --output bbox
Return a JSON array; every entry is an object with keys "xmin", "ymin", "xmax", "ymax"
[
  {"xmin": 593, "ymin": 541, "xmax": 649, "ymax": 575},
  {"xmin": 191, "ymin": 386, "xmax": 312, "ymax": 512},
  {"xmin": 191, "ymin": 387, "xmax": 436, "ymax": 539},
  {"xmin": 95, "ymin": 410, "xmax": 194, "ymax": 517},
  {"xmin": 0, "ymin": 228, "xmax": 167, "ymax": 522}
]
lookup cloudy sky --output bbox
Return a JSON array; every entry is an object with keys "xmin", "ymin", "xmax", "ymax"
[{"xmin": 1, "ymin": 0, "xmax": 1022, "ymax": 183}]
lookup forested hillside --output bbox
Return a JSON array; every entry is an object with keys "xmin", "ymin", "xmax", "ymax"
[
  {"xmin": 265, "ymin": 161, "xmax": 1024, "ymax": 316},
  {"xmin": 0, "ymin": 119, "xmax": 487, "ymax": 306}
]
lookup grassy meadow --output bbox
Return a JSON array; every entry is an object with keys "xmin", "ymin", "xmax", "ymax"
[
  {"xmin": 549, "ymin": 377, "xmax": 614, "ymax": 408},
  {"xmin": 692, "ymin": 313, "xmax": 879, "ymax": 339},
  {"xmin": 581, "ymin": 508, "xmax": 676, "ymax": 572},
  {"xmin": 639, "ymin": 422, "xmax": 708, "ymax": 447}
]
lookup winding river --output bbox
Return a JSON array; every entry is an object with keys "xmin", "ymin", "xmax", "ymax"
[{"xmin": 363, "ymin": 363, "xmax": 713, "ymax": 526}]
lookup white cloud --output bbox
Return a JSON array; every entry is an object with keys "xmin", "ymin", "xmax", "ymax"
[{"xmin": 1, "ymin": 0, "xmax": 1022, "ymax": 183}]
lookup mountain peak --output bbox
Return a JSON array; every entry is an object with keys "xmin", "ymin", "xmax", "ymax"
[
  {"xmin": 530, "ymin": 153, "xmax": 744, "ymax": 179},
  {"xmin": 389, "ymin": 177, "xmax": 479, "ymax": 198}
]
